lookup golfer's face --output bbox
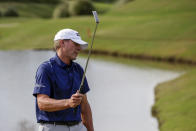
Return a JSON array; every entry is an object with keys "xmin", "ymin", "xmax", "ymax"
[{"xmin": 63, "ymin": 40, "xmax": 81, "ymax": 60}]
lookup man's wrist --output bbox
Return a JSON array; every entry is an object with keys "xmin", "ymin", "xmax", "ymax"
[{"xmin": 64, "ymin": 99, "xmax": 71, "ymax": 109}]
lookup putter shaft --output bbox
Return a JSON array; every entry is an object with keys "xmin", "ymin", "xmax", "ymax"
[
  {"xmin": 74, "ymin": 11, "xmax": 99, "ymax": 114},
  {"xmin": 79, "ymin": 11, "xmax": 99, "ymax": 93}
]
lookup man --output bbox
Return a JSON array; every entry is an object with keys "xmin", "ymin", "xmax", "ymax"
[{"xmin": 33, "ymin": 29, "xmax": 94, "ymax": 131}]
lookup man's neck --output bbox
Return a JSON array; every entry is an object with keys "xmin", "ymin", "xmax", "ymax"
[{"xmin": 57, "ymin": 51, "xmax": 71, "ymax": 65}]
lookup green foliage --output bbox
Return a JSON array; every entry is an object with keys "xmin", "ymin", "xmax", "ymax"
[
  {"xmin": 53, "ymin": 2, "xmax": 70, "ymax": 18},
  {"xmin": 0, "ymin": 2, "xmax": 55, "ymax": 18},
  {"xmin": 0, "ymin": 1, "xmax": 108, "ymax": 18},
  {"xmin": 92, "ymin": 0, "xmax": 116, "ymax": 3},
  {"xmin": 0, "ymin": 10, "xmax": 2, "ymax": 17},
  {"xmin": 0, "ymin": 0, "xmax": 60, "ymax": 4},
  {"xmin": 69, "ymin": 0, "xmax": 95, "ymax": 16},
  {"xmin": 3, "ymin": 8, "xmax": 19, "ymax": 17}
]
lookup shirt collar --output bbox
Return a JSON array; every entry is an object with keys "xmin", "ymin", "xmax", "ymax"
[{"xmin": 54, "ymin": 53, "xmax": 73, "ymax": 69}]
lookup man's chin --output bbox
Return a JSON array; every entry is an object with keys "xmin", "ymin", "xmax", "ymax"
[
  {"xmin": 71, "ymin": 53, "xmax": 79, "ymax": 60},
  {"xmin": 72, "ymin": 55, "xmax": 78, "ymax": 60}
]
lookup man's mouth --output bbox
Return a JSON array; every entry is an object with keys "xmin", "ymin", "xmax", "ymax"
[{"xmin": 74, "ymin": 51, "xmax": 79, "ymax": 56}]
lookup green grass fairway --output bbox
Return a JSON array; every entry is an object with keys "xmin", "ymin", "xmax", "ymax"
[{"xmin": 0, "ymin": 0, "xmax": 195, "ymax": 61}]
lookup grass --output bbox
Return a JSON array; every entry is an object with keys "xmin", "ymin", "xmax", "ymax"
[
  {"xmin": 94, "ymin": 2, "xmax": 113, "ymax": 14},
  {"xmin": 79, "ymin": 52, "xmax": 193, "ymax": 73},
  {"xmin": 152, "ymin": 68, "xmax": 196, "ymax": 131},
  {"xmin": 0, "ymin": 0, "xmax": 196, "ymax": 130},
  {"xmin": 0, "ymin": 0, "xmax": 196, "ymax": 61},
  {"xmin": 0, "ymin": 17, "xmax": 95, "ymax": 49}
]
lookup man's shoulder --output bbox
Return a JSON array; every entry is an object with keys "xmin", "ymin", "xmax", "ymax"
[
  {"xmin": 37, "ymin": 59, "xmax": 53, "ymax": 73},
  {"xmin": 73, "ymin": 62, "xmax": 83, "ymax": 70}
]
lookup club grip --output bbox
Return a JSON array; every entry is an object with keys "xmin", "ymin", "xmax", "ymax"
[{"xmin": 73, "ymin": 85, "xmax": 85, "ymax": 114}]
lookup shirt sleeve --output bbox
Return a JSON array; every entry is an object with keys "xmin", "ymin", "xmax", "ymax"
[
  {"xmin": 82, "ymin": 76, "xmax": 90, "ymax": 94},
  {"xmin": 33, "ymin": 63, "xmax": 52, "ymax": 97}
]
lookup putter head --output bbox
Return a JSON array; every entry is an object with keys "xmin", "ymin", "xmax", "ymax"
[{"xmin": 92, "ymin": 11, "xmax": 99, "ymax": 23}]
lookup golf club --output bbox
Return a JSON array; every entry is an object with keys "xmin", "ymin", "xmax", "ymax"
[{"xmin": 74, "ymin": 11, "xmax": 100, "ymax": 113}]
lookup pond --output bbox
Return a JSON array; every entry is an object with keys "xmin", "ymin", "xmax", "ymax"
[{"xmin": 0, "ymin": 51, "xmax": 180, "ymax": 131}]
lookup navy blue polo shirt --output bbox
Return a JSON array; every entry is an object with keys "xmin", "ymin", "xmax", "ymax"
[{"xmin": 33, "ymin": 54, "xmax": 90, "ymax": 123}]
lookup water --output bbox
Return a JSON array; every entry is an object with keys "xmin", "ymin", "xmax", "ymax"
[{"xmin": 0, "ymin": 51, "xmax": 180, "ymax": 131}]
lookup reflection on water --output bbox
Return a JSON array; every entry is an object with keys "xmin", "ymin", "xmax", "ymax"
[
  {"xmin": 17, "ymin": 119, "xmax": 35, "ymax": 131},
  {"xmin": 0, "ymin": 51, "xmax": 180, "ymax": 131}
]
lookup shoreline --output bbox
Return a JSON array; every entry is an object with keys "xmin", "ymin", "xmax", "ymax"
[{"xmin": 32, "ymin": 48, "xmax": 196, "ymax": 66}]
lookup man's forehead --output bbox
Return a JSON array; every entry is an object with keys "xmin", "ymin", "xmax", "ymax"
[{"xmin": 71, "ymin": 40, "xmax": 80, "ymax": 45}]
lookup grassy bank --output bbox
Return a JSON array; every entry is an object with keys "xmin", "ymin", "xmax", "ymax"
[{"xmin": 152, "ymin": 68, "xmax": 196, "ymax": 131}]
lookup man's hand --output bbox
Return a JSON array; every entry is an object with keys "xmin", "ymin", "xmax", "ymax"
[
  {"xmin": 37, "ymin": 92, "xmax": 84, "ymax": 112},
  {"xmin": 68, "ymin": 91, "xmax": 84, "ymax": 108}
]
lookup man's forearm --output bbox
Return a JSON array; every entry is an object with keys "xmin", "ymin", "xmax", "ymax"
[
  {"xmin": 37, "ymin": 94, "xmax": 70, "ymax": 112},
  {"xmin": 81, "ymin": 96, "xmax": 94, "ymax": 131}
]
